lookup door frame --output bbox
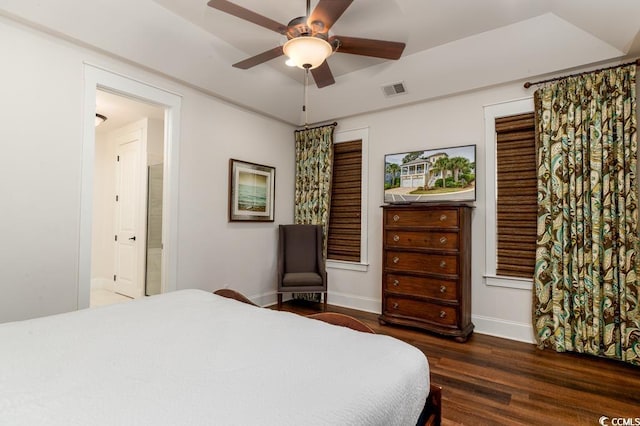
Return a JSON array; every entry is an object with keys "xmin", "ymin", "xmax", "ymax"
[{"xmin": 79, "ymin": 63, "xmax": 182, "ymax": 309}]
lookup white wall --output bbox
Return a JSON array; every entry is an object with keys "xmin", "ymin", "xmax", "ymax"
[
  {"xmin": 0, "ymin": 16, "xmax": 294, "ymax": 322},
  {"xmin": 147, "ymin": 118, "xmax": 164, "ymax": 167},
  {"xmin": 330, "ymin": 83, "xmax": 538, "ymax": 342},
  {"xmin": 90, "ymin": 131, "xmax": 115, "ymax": 289}
]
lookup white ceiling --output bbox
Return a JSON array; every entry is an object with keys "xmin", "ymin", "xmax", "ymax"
[
  {"xmin": 2, "ymin": 0, "xmax": 640, "ymax": 125},
  {"xmin": 95, "ymin": 90, "xmax": 165, "ymax": 134}
]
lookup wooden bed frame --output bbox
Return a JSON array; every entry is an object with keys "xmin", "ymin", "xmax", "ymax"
[{"xmin": 214, "ymin": 289, "xmax": 442, "ymax": 426}]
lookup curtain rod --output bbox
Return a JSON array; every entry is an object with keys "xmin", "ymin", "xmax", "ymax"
[
  {"xmin": 523, "ymin": 59, "xmax": 639, "ymax": 89},
  {"xmin": 295, "ymin": 121, "xmax": 338, "ymax": 132}
]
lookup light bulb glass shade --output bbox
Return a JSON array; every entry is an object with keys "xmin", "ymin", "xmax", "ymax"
[
  {"xmin": 282, "ymin": 36, "xmax": 332, "ymax": 69},
  {"xmin": 95, "ymin": 113, "xmax": 107, "ymax": 127}
]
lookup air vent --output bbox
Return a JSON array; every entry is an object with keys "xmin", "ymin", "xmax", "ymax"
[{"xmin": 382, "ymin": 81, "xmax": 407, "ymax": 97}]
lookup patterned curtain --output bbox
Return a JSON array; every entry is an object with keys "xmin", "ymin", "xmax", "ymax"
[
  {"xmin": 293, "ymin": 124, "xmax": 336, "ymax": 254},
  {"xmin": 533, "ymin": 64, "xmax": 639, "ymax": 365},
  {"xmin": 292, "ymin": 124, "xmax": 335, "ymax": 302}
]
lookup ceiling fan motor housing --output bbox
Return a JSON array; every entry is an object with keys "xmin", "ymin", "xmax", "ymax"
[{"xmin": 286, "ymin": 16, "xmax": 328, "ymax": 40}]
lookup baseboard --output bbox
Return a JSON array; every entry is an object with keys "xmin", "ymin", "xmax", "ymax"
[
  {"xmin": 231, "ymin": 290, "xmax": 320, "ymax": 307},
  {"xmin": 250, "ymin": 290, "xmax": 279, "ymax": 307},
  {"xmin": 472, "ymin": 314, "xmax": 535, "ymax": 344},
  {"xmin": 324, "ymin": 291, "xmax": 380, "ymax": 314},
  {"xmin": 252, "ymin": 290, "xmax": 380, "ymax": 314},
  {"xmin": 91, "ymin": 278, "xmax": 114, "ymax": 291},
  {"xmin": 253, "ymin": 291, "xmax": 535, "ymax": 344}
]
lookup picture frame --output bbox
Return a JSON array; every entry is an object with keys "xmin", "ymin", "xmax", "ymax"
[{"xmin": 228, "ymin": 159, "xmax": 275, "ymax": 222}]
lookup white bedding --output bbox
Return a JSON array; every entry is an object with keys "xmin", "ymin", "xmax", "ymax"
[{"xmin": 0, "ymin": 289, "xmax": 429, "ymax": 425}]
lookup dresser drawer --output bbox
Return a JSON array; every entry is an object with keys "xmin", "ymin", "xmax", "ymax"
[
  {"xmin": 385, "ymin": 250, "xmax": 458, "ymax": 275},
  {"xmin": 384, "ymin": 273, "xmax": 458, "ymax": 301},
  {"xmin": 385, "ymin": 230, "xmax": 458, "ymax": 250},
  {"xmin": 385, "ymin": 209, "xmax": 458, "ymax": 228},
  {"xmin": 384, "ymin": 296, "xmax": 458, "ymax": 326}
]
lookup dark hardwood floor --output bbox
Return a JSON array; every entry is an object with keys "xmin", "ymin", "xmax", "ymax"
[{"xmin": 274, "ymin": 300, "xmax": 640, "ymax": 425}]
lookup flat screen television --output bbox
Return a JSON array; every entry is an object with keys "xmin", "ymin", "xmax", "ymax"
[{"xmin": 384, "ymin": 144, "xmax": 476, "ymax": 204}]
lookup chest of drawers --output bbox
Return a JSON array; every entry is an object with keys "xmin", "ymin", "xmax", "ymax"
[{"xmin": 379, "ymin": 203, "xmax": 474, "ymax": 342}]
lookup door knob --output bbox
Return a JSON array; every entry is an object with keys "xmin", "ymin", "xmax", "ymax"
[{"xmin": 129, "ymin": 236, "xmax": 136, "ymax": 241}]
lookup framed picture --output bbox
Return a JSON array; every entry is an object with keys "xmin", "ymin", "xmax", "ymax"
[{"xmin": 228, "ymin": 159, "xmax": 275, "ymax": 222}]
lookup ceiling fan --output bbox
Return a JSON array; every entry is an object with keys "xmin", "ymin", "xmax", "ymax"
[{"xmin": 206, "ymin": 0, "xmax": 406, "ymax": 88}]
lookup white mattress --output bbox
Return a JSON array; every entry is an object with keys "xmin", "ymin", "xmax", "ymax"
[{"xmin": 0, "ymin": 289, "xmax": 429, "ymax": 425}]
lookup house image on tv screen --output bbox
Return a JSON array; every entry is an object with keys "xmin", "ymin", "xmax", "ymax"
[
  {"xmin": 398, "ymin": 152, "xmax": 449, "ymax": 188},
  {"xmin": 384, "ymin": 145, "xmax": 476, "ymax": 203}
]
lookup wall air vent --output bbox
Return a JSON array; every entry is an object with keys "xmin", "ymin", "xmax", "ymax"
[{"xmin": 382, "ymin": 81, "xmax": 407, "ymax": 97}]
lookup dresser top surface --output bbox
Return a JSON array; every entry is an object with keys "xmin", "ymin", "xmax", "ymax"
[{"xmin": 382, "ymin": 202, "xmax": 475, "ymax": 209}]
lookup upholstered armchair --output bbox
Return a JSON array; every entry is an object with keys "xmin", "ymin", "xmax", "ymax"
[{"xmin": 277, "ymin": 224, "xmax": 327, "ymax": 311}]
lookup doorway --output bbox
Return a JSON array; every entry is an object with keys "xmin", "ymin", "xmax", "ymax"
[
  {"xmin": 90, "ymin": 90, "xmax": 165, "ymax": 305},
  {"xmin": 79, "ymin": 65, "xmax": 182, "ymax": 310}
]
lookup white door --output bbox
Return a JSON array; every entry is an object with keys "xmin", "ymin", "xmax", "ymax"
[{"xmin": 114, "ymin": 130, "xmax": 145, "ymax": 298}]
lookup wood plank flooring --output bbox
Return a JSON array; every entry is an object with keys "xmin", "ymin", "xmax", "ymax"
[{"xmin": 274, "ymin": 300, "xmax": 640, "ymax": 425}]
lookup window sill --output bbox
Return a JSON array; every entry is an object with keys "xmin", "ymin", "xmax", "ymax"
[
  {"xmin": 484, "ymin": 274, "xmax": 533, "ymax": 290},
  {"xmin": 327, "ymin": 260, "xmax": 369, "ymax": 272}
]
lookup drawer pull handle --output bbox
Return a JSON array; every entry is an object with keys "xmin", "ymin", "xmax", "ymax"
[
  {"xmin": 440, "ymin": 260, "xmax": 447, "ymax": 268},
  {"xmin": 440, "ymin": 285, "xmax": 447, "ymax": 293},
  {"xmin": 393, "ymin": 234, "xmax": 400, "ymax": 242},
  {"xmin": 393, "ymin": 214, "xmax": 400, "ymax": 222},
  {"xmin": 439, "ymin": 214, "xmax": 447, "ymax": 222},
  {"xmin": 440, "ymin": 236, "xmax": 447, "ymax": 244},
  {"xmin": 393, "ymin": 280, "xmax": 399, "ymax": 287},
  {"xmin": 393, "ymin": 303, "xmax": 399, "ymax": 309},
  {"xmin": 393, "ymin": 257, "xmax": 400, "ymax": 264},
  {"xmin": 439, "ymin": 311, "xmax": 447, "ymax": 318}
]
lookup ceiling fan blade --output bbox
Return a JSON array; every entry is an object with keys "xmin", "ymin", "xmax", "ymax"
[
  {"xmin": 207, "ymin": 0, "xmax": 287, "ymax": 35},
  {"xmin": 331, "ymin": 36, "xmax": 406, "ymax": 60},
  {"xmin": 311, "ymin": 61, "xmax": 335, "ymax": 88},
  {"xmin": 232, "ymin": 46, "xmax": 284, "ymax": 69},
  {"xmin": 308, "ymin": 0, "xmax": 354, "ymax": 33}
]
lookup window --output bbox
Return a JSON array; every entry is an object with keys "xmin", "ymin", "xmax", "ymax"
[
  {"xmin": 483, "ymin": 98, "xmax": 535, "ymax": 289},
  {"xmin": 327, "ymin": 140, "xmax": 361, "ymax": 262},
  {"xmin": 326, "ymin": 128, "xmax": 369, "ymax": 271},
  {"xmin": 495, "ymin": 113, "xmax": 537, "ymax": 279}
]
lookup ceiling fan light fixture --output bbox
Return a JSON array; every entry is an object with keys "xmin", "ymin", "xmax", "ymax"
[{"xmin": 282, "ymin": 36, "xmax": 332, "ymax": 70}]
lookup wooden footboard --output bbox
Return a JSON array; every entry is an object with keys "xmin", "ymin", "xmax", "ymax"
[
  {"xmin": 307, "ymin": 312, "xmax": 376, "ymax": 334},
  {"xmin": 418, "ymin": 384, "xmax": 442, "ymax": 426},
  {"xmin": 213, "ymin": 288, "xmax": 258, "ymax": 306}
]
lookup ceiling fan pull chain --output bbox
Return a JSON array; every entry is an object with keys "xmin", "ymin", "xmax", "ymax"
[{"xmin": 303, "ymin": 67, "xmax": 309, "ymax": 127}]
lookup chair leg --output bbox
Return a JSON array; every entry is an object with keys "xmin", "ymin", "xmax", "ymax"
[
  {"xmin": 323, "ymin": 292, "xmax": 328, "ymax": 312},
  {"xmin": 277, "ymin": 293, "xmax": 283, "ymax": 310}
]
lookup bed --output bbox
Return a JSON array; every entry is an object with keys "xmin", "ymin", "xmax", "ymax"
[{"xmin": 0, "ymin": 289, "xmax": 439, "ymax": 425}]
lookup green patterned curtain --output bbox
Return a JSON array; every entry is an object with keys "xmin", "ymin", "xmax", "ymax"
[
  {"xmin": 294, "ymin": 124, "xmax": 336, "ymax": 251},
  {"xmin": 533, "ymin": 64, "xmax": 639, "ymax": 365},
  {"xmin": 292, "ymin": 124, "xmax": 335, "ymax": 303}
]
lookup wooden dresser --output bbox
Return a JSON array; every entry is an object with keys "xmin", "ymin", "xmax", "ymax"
[{"xmin": 379, "ymin": 203, "xmax": 474, "ymax": 342}]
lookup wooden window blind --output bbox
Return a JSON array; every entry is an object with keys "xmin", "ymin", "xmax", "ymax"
[
  {"xmin": 495, "ymin": 113, "xmax": 537, "ymax": 279},
  {"xmin": 327, "ymin": 140, "xmax": 362, "ymax": 262}
]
